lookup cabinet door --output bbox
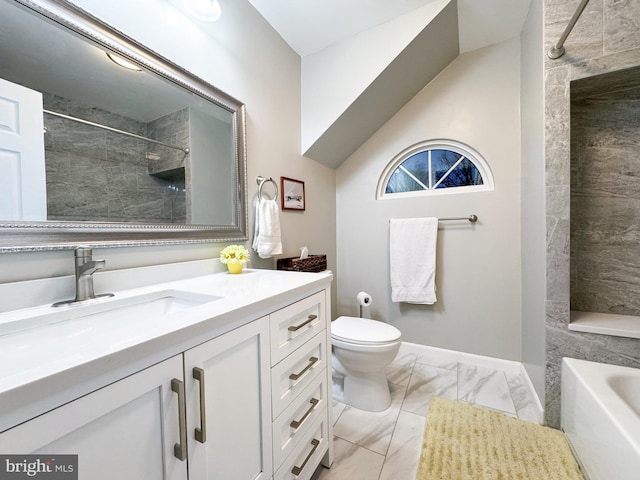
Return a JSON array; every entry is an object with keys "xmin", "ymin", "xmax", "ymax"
[
  {"xmin": 0, "ymin": 356, "xmax": 188, "ymax": 480},
  {"xmin": 185, "ymin": 317, "xmax": 272, "ymax": 480}
]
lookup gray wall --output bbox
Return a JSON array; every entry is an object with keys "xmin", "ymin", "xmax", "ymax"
[
  {"xmin": 336, "ymin": 38, "xmax": 522, "ymax": 361},
  {"xmin": 544, "ymin": 0, "xmax": 640, "ymax": 427},
  {"xmin": 189, "ymin": 109, "xmax": 233, "ymax": 225},
  {"xmin": 520, "ymin": 0, "xmax": 546, "ymax": 403}
]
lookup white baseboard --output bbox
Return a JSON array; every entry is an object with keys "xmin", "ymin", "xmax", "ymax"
[
  {"xmin": 519, "ymin": 363, "xmax": 545, "ymax": 423},
  {"xmin": 399, "ymin": 341, "xmax": 522, "ymax": 374}
]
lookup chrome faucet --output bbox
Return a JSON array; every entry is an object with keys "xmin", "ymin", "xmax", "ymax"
[{"xmin": 53, "ymin": 247, "xmax": 114, "ymax": 307}]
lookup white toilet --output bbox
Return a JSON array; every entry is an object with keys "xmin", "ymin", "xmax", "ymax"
[{"xmin": 331, "ymin": 316, "xmax": 402, "ymax": 412}]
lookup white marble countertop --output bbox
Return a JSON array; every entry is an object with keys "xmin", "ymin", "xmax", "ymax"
[{"xmin": 0, "ymin": 264, "xmax": 332, "ymax": 432}]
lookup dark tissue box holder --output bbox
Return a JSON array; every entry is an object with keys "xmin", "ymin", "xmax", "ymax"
[{"xmin": 276, "ymin": 254, "xmax": 327, "ymax": 273}]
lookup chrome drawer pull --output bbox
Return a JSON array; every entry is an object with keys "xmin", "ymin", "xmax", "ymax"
[
  {"xmin": 171, "ymin": 378, "xmax": 187, "ymax": 461},
  {"xmin": 289, "ymin": 356, "xmax": 319, "ymax": 381},
  {"xmin": 193, "ymin": 367, "xmax": 207, "ymax": 444},
  {"xmin": 288, "ymin": 314, "xmax": 318, "ymax": 332},
  {"xmin": 291, "ymin": 438, "xmax": 320, "ymax": 476},
  {"xmin": 290, "ymin": 398, "xmax": 320, "ymax": 430}
]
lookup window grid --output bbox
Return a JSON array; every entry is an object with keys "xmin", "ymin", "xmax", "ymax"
[
  {"xmin": 398, "ymin": 164, "xmax": 428, "ymax": 191},
  {"xmin": 432, "ymin": 153, "xmax": 464, "ymax": 189}
]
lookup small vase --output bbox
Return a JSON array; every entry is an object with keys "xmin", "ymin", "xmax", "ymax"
[{"xmin": 227, "ymin": 262, "xmax": 243, "ymax": 274}]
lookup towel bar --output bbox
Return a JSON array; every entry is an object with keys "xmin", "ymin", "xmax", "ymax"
[
  {"xmin": 389, "ymin": 215, "xmax": 478, "ymax": 223},
  {"xmin": 440, "ymin": 215, "xmax": 478, "ymax": 222},
  {"xmin": 257, "ymin": 176, "xmax": 278, "ymax": 201}
]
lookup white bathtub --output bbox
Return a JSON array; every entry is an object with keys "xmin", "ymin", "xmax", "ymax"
[{"xmin": 561, "ymin": 358, "xmax": 640, "ymax": 480}]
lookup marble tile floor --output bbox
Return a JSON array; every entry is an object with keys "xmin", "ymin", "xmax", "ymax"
[{"xmin": 313, "ymin": 345, "xmax": 540, "ymax": 480}]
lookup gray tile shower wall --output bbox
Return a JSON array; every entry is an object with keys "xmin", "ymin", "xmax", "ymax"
[
  {"xmin": 544, "ymin": 0, "xmax": 640, "ymax": 427},
  {"xmin": 146, "ymin": 108, "xmax": 190, "ymax": 176},
  {"xmin": 146, "ymin": 108, "xmax": 190, "ymax": 222},
  {"xmin": 44, "ymin": 93, "xmax": 188, "ymax": 224},
  {"xmin": 570, "ymin": 80, "xmax": 640, "ymax": 316}
]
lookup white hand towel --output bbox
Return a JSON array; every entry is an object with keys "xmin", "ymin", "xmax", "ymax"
[
  {"xmin": 389, "ymin": 217, "xmax": 438, "ymax": 304},
  {"xmin": 252, "ymin": 199, "xmax": 283, "ymax": 259}
]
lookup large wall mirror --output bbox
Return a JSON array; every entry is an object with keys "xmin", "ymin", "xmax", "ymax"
[{"xmin": 0, "ymin": 0, "xmax": 248, "ymax": 251}]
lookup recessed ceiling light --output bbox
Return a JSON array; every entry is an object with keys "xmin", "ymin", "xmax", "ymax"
[
  {"xmin": 106, "ymin": 52, "xmax": 143, "ymax": 72},
  {"xmin": 181, "ymin": 0, "xmax": 222, "ymax": 22}
]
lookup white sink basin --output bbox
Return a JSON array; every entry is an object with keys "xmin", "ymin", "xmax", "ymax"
[{"xmin": 0, "ymin": 289, "xmax": 222, "ymax": 336}]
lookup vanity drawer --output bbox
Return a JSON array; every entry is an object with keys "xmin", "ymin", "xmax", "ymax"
[
  {"xmin": 272, "ymin": 370, "xmax": 328, "ymax": 469},
  {"xmin": 273, "ymin": 409, "xmax": 329, "ymax": 480},
  {"xmin": 271, "ymin": 331, "xmax": 326, "ymax": 418},
  {"xmin": 270, "ymin": 291, "xmax": 325, "ymax": 366}
]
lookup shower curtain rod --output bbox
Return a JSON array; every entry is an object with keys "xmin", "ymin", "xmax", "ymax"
[
  {"xmin": 548, "ymin": 0, "xmax": 591, "ymax": 59},
  {"xmin": 43, "ymin": 109, "xmax": 190, "ymax": 154}
]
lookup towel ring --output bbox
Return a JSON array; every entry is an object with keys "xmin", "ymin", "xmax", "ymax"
[{"xmin": 257, "ymin": 176, "xmax": 278, "ymax": 201}]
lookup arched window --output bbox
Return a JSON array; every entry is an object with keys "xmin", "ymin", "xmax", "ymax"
[{"xmin": 377, "ymin": 139, "xmax": 494, "ymax": 199}]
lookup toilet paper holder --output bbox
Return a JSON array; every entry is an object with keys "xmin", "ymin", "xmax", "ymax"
[{"xmin": 357, "ymin": 291, "xmax": 372, "ymax": 317}]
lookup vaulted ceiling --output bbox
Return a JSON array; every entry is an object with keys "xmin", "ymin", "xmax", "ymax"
[
  {"xmin": 248, "ymin": 0, "xmax": 533, "ymax": 168},
  {"xmin": 248, "ymin": 0, "xmax": 532, "ymax": 56}
]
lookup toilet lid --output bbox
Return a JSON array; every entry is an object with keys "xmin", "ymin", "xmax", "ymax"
[{"xmin": 331, "ymin": 316, "xmax": 401, "ymax": 345}]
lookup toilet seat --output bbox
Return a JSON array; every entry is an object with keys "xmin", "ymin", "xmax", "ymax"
[{"xmin": 331, "ymin": 316, "xmax": 401, "ymax": 346}]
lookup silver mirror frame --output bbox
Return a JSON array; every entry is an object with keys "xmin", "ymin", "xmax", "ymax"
[{"xmin": 0, "ymin": 0, "xmax": 248, "ymax": 252}]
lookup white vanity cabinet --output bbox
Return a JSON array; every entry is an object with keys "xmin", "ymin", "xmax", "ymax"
[
  {"xmin": 0, "ymin": 355, "xmax": 189, "ymax": 480},
  {"xmin": 0, "ymin": 269, "xmax": 333, "ymax": 480}
]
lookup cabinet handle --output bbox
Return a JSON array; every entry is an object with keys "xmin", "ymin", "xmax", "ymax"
[
  {"xmin": 171, "ymin": 378, "xmax": 187, "ymax": 461},
  {"xmin": 291, "ymin": 438, "xmax": 320, "ymax": 476},
  {"xmin": 290, "ymin": 398, "xmax": 319, "ymax": 430},
  {"xmin": 289, "ymin": 356, "xmax": 319, "ymax": 381},
  {"xmin": 193, "ymin": 367, "xmax": 207, "ymax": 444},
  {"xmin": 288, "ymin": 314, "xmax": 318, "ymax": 332}
]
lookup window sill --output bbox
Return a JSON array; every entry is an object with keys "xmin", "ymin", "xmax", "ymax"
[{"xmin": 569, "ymin": 311, "xmax": 640, "ymax": 340}]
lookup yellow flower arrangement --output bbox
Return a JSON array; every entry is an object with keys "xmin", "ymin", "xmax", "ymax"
[{"xmin": 219, "ymin": 245, "xmax": 250, "ymax": 265}]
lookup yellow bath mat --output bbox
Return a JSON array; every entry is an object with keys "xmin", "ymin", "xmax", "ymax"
[{"xmin": 416, "ymin": 397, "xmax": 584, "ymax": 480}]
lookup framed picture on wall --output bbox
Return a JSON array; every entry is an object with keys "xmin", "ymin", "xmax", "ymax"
[{"xmin": 280, "ymin": 177, "xmax": 305, "ymax": 211}]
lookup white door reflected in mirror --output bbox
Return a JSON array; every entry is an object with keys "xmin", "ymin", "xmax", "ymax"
[{"xmin": 0, "ymin": 78, "xmax": 46, "ymax": 221}]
